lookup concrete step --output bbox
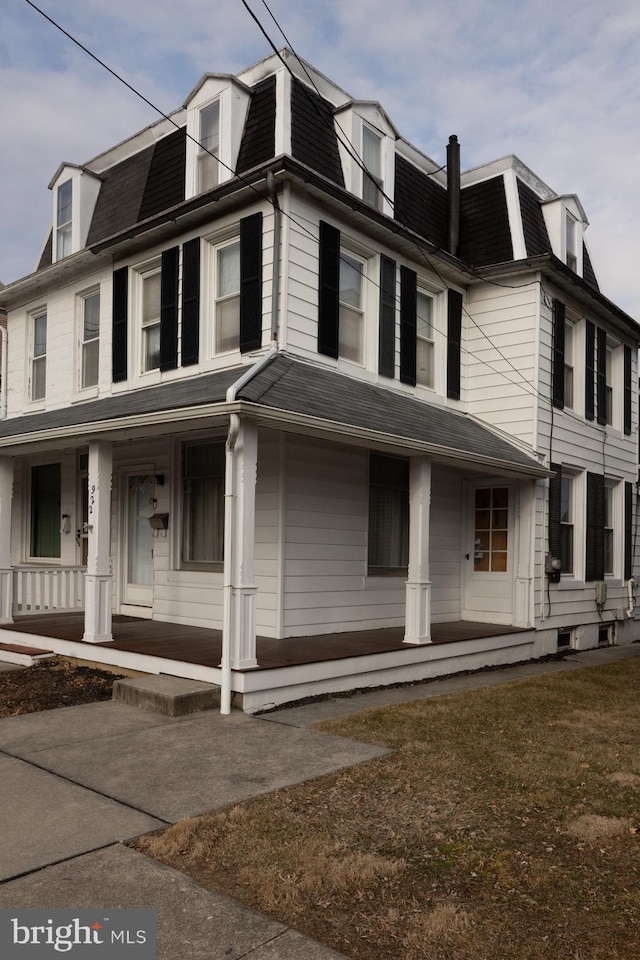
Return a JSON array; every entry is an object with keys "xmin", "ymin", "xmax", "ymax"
[
  {"xmin": 112, "ymin": 674, "xmax": 220, "ymax": 716},
  {"xmin": 0, "ymin": 642, "xmax": 55, "ymax": 666}
]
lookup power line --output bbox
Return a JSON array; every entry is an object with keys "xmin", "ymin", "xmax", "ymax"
[{"xmin": 22, "ymin": 0, "xmax": 554, "ymax": 408}]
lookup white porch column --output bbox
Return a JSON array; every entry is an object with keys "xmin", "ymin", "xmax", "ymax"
[
  {"xmin": 83, "ymin": 440, "xmax": 113, "ymax": 643},
  {"xmin": 0, "ymin": 456, "xmax": 14, "ymax": 623},
  {"xmin": 514, "ymin": 479, "xmax": 536, "ymax": 628},
  {"xmin": 226, "ymin": 418, "xmax": 258, "ymax": 670},
  {"xmin": 404, "ymin": 456, "xmax": 432, "ymax": 645}
]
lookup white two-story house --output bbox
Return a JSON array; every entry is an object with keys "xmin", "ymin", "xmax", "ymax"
[{"xmin": 0, "ymin": 50, "xmax": 638, "ymax": 711}]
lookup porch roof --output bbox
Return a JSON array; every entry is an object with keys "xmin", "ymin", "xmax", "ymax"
[{"xmin": 0, "ymin": 353, "xmax": 546, "ymax": 476}]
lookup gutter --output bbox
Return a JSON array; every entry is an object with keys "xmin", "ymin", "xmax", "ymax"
[{"xmin": 220, "ymin": 347, "xmax": 278, "ymax": 715}]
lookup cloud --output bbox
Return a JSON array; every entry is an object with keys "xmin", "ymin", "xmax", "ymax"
[{"xmin": 1, "ymin": 0, "xmax": 639, "ymax": 317}]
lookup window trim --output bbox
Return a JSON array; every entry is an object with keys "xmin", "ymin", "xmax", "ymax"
[
  {"xmin": 197, "ymin": 97, "xmax": 221, "ymax": 195},
  {"xmin": 177, "ymin": 436, "xmax": 226, "ymax": 571},
  {"xmin": 361, "ymin": 121, "xmax": 384, "ymax": 210},
  {"xmin": 77, "ymin": 286, "xmax": 100, "ymax": 393},
  {"xmin": 29, "ymin": 308, "xmax": 47, "ymax": 403}
]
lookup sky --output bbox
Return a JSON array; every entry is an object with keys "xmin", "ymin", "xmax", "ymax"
[{"xmin": 1, "ymin": 0, "xmax": 639, "ymax": 318}]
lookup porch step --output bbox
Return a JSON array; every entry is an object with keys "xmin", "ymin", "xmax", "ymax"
[
  {"xmin": 112, "ymin": 674, "xmax": 220, "ymax": 716},
  {"xmin": 0, "ymin": 642, "xmax": 55, "ymax": 667}
]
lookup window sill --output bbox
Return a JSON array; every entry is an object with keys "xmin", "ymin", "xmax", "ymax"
[
  {"xmin": 73, "ymin": 386, "xmax": 99, "ymax": 402},
  {"xmin": 367, "ymin": 568, "xmax": 408, "ymax": 578}
]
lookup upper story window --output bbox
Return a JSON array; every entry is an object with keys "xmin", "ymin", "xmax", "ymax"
[
  {"xmin": 31, "ymin": 310, "xmax": 47, "ymax": 401},
  {"xmin": 564, "ymin": 319, "xmax": 574, "ymax": 410},
  {"xmin": 339, "ymin": 251, "xmax": 364, "ymax": 364},
  {"xmin": 565, "ymin": 211, "xmax": 577, "ymax": 271},
  {"xmin": 416, "ymin": 290, "xmax": 435, "ymax": 388},
  {"xmin": 141, "ymin": 267, "xmax": 161, "ymax": 373},
  {"xmin": 214, "ymin": 238, "xmax": 240, "ymax": 353},
  {"xmin": 362, "ymin": 124, "xmax": 383, "ymax": 210},
  {"xmin": 80, "ymin": 290, "xmax": 100, "ymax": 389},
  {"xmin": 56, "ymin": 180, "xmax": 73, "ymax": 260},
  {"xmin": 198, "ymin": 100, "xmax": 220, "ymax": 194}
]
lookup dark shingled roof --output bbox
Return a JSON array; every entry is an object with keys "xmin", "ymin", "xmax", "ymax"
[
  {"xmin": 0, "ymin": 354, "xmax": 543, "ymax": 474},
  {"xmin": 291, "ymin": 78, "xmax": 344, "ymax": 187},
  {"xmin": 459, "ymin": 176, "xmax": 513, "ymax": 266},
  {"xmin": 37, "ymin": 231, "xmax": 53, "ymax": 272},
  {"xmin": 582, "ymin": 243, "xmax": 599, "ymax": 290},
  {"xmin": 237, "ymin": 77, "xmax": 277, "ymax": 174},
  {"xmin": 86, "ymin": 146, "xmax": 155, "ymax": 246},
  {"xmin": 518, "ymin": 179, "xmax": 551, "ymax": 257},
  {"xmin": 138, "ymin": 127, "xmax": 186, "ymax": 222},
  {"xmin": 394, "ymin": 155, "xmax": 448, "ymax": 250}
]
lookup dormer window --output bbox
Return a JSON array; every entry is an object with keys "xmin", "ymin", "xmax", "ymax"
[
  {"xmin": 565, "ymin": 211, "xmax": 577, "ymax": 271},
  {"xmin": 362, "ymin": 124, "xmax": 383, "ymax": 209},
  {"xmin": 56, "ymin": 180, "xmax": 73, "ymax": 260},
  {"xmin": 198, "ymin": 100, "xmax": 220, "ymax": 193}
]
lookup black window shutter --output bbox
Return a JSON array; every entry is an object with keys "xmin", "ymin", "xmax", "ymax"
[
  {"xmin": 181, "ymin": 238, "xmax": 201, "ymax": 366},
  {"xmin": 159, "ymin": 246, "xmax": 179, "ymax": 371},
  {"xmin": 378, "ymin": 255, "xmax": 396, "ymax": 378},
  {"xmin": 552, "ymin": 298, "xmax": 565, "ymax": 409},
  {"xmin": 549, "ymin": 464, "xmax": 562, "ymax": 560},
  {"xmin": 447, "ymin": 289, "xmax": 463, "ymax": 400},
  {"xmin": 399, "ymin": 266, "xmax": 417, "ymax": 386},
  {"xmin": 585, "ymin": 320, "xmax": 595, "ymax": 421},
  {"xmin": 624, "ymin": 344, "xmax": 632, "ymax": 435},
  {"xmin": 625, "ymin": 481, "xmax": 633, "ymax": 581},
  {"xmin": 596, "ymin": 327, "xmax": 607, "ymax": 425},
  {"xmin": 585, "ymin": 472, "xmax": 605, "ymax": 582},
  {"xmin": 318, "ymin": 220, "xmax": 340, "ymax": 358},
  {"xmin": 240, "ymin": 213, "xmax": 263, "ymax": 354},
  {"xmin": 112, "ymin": 266, "xmax": 128, "ymax": 382}
]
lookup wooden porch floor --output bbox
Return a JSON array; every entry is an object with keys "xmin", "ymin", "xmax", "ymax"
[{"xmin": 2, "ymin": 613, "xmax": 527, "ymax": 672}]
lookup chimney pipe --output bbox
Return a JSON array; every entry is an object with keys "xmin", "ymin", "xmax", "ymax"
[{"xmin": 447, "ymin": 135, "xmax": 460, "ymax": 256}]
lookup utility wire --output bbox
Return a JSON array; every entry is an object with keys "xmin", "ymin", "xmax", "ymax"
[{"xmin": 23, "ymin": 0, "xmax": 558, "ymax": 408}]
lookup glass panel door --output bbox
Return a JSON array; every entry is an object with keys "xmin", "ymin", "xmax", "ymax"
[{"xmin": 124, "ymin": 474, "xmax": 154, "ymax": 606}]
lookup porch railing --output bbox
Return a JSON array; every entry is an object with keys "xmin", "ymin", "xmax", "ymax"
[{"xmin": 12, "ymin": 566, "xmax": 86, "ymax": 615}]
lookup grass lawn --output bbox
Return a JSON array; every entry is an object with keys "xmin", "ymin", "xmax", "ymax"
[{"xmin": 135, "ymin": 660, "xmax": 640, "ymax": 959}]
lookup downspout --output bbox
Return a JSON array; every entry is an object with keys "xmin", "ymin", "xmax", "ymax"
[
  {"xmin": 446, "ymin": 135, "xmax": 461, "ymax": 257},
  {"xmin": 220, "ymin": 348, "xmax": 278, "ymax": 715},
  {"xmin": 626, "ymin": 577, "xmax": 636, "ymax": 619}
]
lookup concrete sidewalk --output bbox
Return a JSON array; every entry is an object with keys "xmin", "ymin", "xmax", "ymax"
[{"xmin": 0, "ymin": 643, "xmax": 638, "ymax": 958}]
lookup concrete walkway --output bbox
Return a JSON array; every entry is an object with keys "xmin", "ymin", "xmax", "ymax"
[{"xmin": 0, "ymin": 643, "xmax": 638, "ymax": 958}]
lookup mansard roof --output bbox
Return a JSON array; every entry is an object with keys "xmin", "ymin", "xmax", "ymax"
[{"xmin": 29, "ymin": 51, "xmax": 607, "ymax": 302}]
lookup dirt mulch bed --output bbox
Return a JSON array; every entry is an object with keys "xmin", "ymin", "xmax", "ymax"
[{"xmin": 0, "ymin": 658, "xmax": 121, "ymax": 718}]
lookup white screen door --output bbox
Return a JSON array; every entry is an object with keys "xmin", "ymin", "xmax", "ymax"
[{"xmin": 124, "ymin": 474, "xmax": 154, "ymax": 607}]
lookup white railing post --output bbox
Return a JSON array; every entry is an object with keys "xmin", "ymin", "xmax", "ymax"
[{"xmin": 0, "ymin": 456, "xmax": 13, "ymax": 623}]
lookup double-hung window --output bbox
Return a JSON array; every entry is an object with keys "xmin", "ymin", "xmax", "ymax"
[
  {"xmin": 339, "ymin": 252, "xmax": 364, "ymax": 363},
  {"xmin": 31, "ymin": 311, "xmax": 47, "ymax": 401},
  {"xmin": 604, "ymin": 482, "xmax": 615, "ymax": 576},
  {"xmin": 362, "ymin": 124, "xmax": 383, "ymax": 210},
  {"xmin": 560, "ymin": 474, "xmax": 574, "ymax": 575},
  {"xmin": 141, "ymin": 269, "xmax": 161, "ymax": 372},
  {"xmin": 605, "ymin": 343, "xmax": 614, "ymax": 426},
  {"xmin": 181, "ymin": 441, "xmax": 225, "ymax": 566},
  {"xmin": 215, "ymin": 239, "xmax": 240, "ymax": 353},
  {"xmin": 56, "ymin": 180, "xmax": 73, "ymax": 260},
  {"xmin": 416, "ymin": 290, "xmax": 435, "ymax": 388},
  {"xmin": 368, "ymin": 453, "xmax": 409, "ymax": 573},
  {"xmin": 80, "ymin": 290, "xmax": 100, "ymax": 389},
  {"xmin": 198, "ymin": 100, "xmax": 220, "ymax": 194},
  {"xmin": 564, "ymin": 319, "xmax": 574, "ymax": 410},
  {"xmin": 565, "ymin": 211, "xmax": 577, "ymax": 272}
]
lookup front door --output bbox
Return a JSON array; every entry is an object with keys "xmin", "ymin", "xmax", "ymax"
[
  {"xmin": 462, "ymin": 483, "xmax": 514, "ymax": 624},
  {"xmin": 123, "ymin": 474, "xmax": 154, "ymax": 608}
]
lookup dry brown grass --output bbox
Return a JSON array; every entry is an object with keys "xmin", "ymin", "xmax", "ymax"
[{"xmin": 134, "ymin": 658, "xmax": 640, "ymax": 960}]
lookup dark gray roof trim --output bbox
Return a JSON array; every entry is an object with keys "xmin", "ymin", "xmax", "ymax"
[
  {"xmin": 238, "ymin": 356, "xmax": 543, "ymax": 472},
  {"xmin": 0, "ymin": 354, "xmax": 544, "ymax": 475}
]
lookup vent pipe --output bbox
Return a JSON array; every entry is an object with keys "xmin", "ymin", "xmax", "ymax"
[{"xmin": 447, "ymin": 135, "xmax": 460, "ymax": 256}]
